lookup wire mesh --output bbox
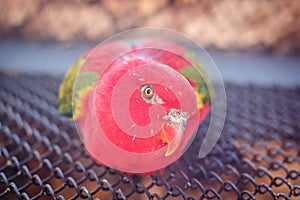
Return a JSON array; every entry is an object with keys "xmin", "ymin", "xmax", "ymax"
[{"xmin": 0, "ymin": 72, "xmax": 300, "ymax": 200}]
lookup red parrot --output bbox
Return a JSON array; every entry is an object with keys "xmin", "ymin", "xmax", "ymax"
[{"xmin": 59, "ymin": 40, "xmax": 212, "ymax": 174}]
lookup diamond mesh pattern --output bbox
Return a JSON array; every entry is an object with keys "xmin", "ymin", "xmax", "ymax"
[{"xmin": 0, "ymin": 72, "xmax": 300, "ymax": 200}]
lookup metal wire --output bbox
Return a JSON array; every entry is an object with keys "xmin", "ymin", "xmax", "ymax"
[{"xmin": 0, "ymin": 72, "xmax": 300, "ymax": 199}]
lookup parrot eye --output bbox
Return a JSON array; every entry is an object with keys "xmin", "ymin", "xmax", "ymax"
[{"xmin": 142, "ymin": 85, "xmax": 154, "ymax": 100}]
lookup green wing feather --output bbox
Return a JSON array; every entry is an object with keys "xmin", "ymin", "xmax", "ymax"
[
  {"xmin": 72, "ymin": 71, "xmax": 99, "ymax": 119},
  {"xmin": 58, "ymin": 56, "xmax": 98, "ymax": 119},
  {"xmin": 58, "ymin": 57, "xmax": 85, "ymax": 117},
  {"xmin": 180, "ymin": 53, "xmax": 213, "ymax": 107}
]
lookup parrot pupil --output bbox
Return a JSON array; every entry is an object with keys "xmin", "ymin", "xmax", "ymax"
[{"xmin": 146, "ymin": 89, "xmax": 151, "ymax": 94}]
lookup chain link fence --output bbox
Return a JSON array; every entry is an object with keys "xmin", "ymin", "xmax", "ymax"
[{"xmin": 0, "ymin": 72, "xmax": 299, "ymax": 199}]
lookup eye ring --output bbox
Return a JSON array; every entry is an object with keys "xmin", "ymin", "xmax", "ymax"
[{"xmin": 142, "ymin": 85, "xmax": 154, "ymax": 99}]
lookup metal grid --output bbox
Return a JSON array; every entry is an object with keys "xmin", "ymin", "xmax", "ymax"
[{"xmin": 0, "ymin": 72, "xmax": 300, "ymax": 200}]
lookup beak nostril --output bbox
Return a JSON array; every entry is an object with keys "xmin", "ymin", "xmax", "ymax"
[{"xmin": 163, "ymin": 109, "xmax": 189, "ymax": 122}]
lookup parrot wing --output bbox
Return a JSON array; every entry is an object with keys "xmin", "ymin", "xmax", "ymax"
[
  {"xmin": 180, "ymin": 53, "xmax": 213, "ymax": 109},
  {"xmin": 72, "ymin": 71, "xmax": 99, "ymax": 119},
  {"xmin": 58, "ymin": 56, "xmax": 99, "ymax": 119},
  {"xmin": 58, "ymin": 57, "xmax": 85, "ymax": 117}
]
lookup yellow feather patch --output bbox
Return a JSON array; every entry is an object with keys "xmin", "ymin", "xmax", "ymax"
[
  {"xmin": 73, "ymin": 85, "xmax": 94, "ymax": 120},
  {"xmin": 196, "ymin": 91, "xmax": 205, "ymax": 109},
  {"xmin": 193, "ymin": 87, "xmax": 205, "ymax": 109}
]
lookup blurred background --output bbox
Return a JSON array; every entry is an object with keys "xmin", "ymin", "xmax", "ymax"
[{"xmin": 0, "ymin": 0, "xmax": 299, "ymax": 85}]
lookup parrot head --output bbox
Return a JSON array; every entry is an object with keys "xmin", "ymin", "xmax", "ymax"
[{"xmin": 129, "ymin": 83, "xmax": 190, "ymax": 156}]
